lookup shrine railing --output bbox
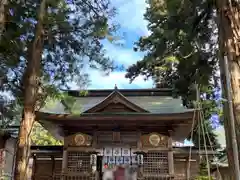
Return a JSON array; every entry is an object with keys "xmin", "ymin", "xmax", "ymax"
[
  {"xmin": 67, "ymin": 152, "xmax": 91, "ymax": 173},
  {"xmin": 139, "ymin": 152, "xmax": 173, "ymax": 180},
  {"xmin": 62, "ymin": 151, "xmax": 96, "ymax": 180}
]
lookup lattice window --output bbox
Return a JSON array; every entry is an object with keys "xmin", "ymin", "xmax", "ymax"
[
  {"xmin": 143, "ymin": 152, "xmax": 169, "ymax": 175},
  {"xmin": 53, "ymin": 174, "xmax": 61, "ymax": 180},
  {"xmin": 53, "ymin": 160, "xmax": 63, "ymax": 180},
  {"xmin": 62, "ymin": 174, "xmax": 95, "ymax": 180},
  {"xmin": 67, "ymin": 152, "xmax": 91, "ymax": 173}
]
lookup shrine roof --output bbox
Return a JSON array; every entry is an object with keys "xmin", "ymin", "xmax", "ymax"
[
  {"xmin": 40, "ymin": 88, "xmax": 193, "ymax": 115},
  {"xmin": 67, "ymin": 88, "xmax": 173, "ymax": 97},
  {"xmin": 36, "ymin": 88, "xmax": 198, "ymax": 141}
]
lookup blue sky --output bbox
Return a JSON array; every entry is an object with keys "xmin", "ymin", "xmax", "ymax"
[
  {"xmin": 87, "ymin": 0, "xmax": 153, "ymax": 89},
  {"xmin": 79, "ymin": 0, "xmax": 226, "ymax": 146}
]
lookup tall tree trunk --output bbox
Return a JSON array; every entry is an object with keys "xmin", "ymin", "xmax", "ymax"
[
  {"xmin": 14, "ymin": 1, "xmax": 46, "ymax": 179},
  {"xmin": 0, "ymin": 0, "xmax": 7, "ymax": 41},
  {"xmin": 217, "ymin": 0, "xmax": 240, "ymax": 178}
]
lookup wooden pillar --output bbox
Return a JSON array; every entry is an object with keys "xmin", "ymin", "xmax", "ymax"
[
  {"xmin": 62, "ymin": 149, "xmax": 68, "ymax": 174},
  {"xmin": 137, "ymin": 131, "xmax": 143, "ymax": 179},
  {"xmin": 185, "ymin": 156, "xmax": 190, "ymax": 180},
  {"xmin": 31, "ymin": 154, "xmax": 37, "ymax": 180},
  {"xmin": 51, "ymin": 156, "xmax": 55, "ymax": 178},
  {"xmin": 62, "ymin": 134, "xmax": 68, "ymax": 179},
  {"xmin": 92, "ymin": 131, "xmax": 98, "ymax": 148},
  {"xmin": 186, "ymin": 155, "xmax": 195, "ymax": 180},
  {"xmin": 137, "ymin": 131, "xmax": 142, "ymax": 150},
  {"xmin": 168, "ymin": 130, "xmax": 174, "ymax": 176}
]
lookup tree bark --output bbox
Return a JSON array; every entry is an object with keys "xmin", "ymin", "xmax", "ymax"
[
  {"xmin": 216, "ymin": 0, "xmax": 240, "ymax": 178},
  {"xmin": 14, "ymin": 1, "xmax": 46, "ymax": 179},
  {"xmin": 0, "ymin": 0, "xmax": 7, "ymax": 41}
]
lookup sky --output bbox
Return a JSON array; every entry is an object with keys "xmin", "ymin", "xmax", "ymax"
[
  {"xmin": 0, "ymin": 0, "xmax": 226, "ymax": 148},
  {"xmin": 83, "ymin": 0, "xmax": 226, "ymax": 147},
  {"xmin": 87, "ymin": 0, "xmax": 153, "ymax": 90}
]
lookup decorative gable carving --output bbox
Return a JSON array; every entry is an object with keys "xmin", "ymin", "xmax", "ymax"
[
  {"xmin": 141, "ymin": 133, "xmax": 168, "ymax": 147},
  {"xmin": 64, "ymin": 133, "xmax": 92, "ymax": 147},
  {"xmin": 99, "ymin": 103, "xmax": 136, "ymax": 112},
  {"xmin": 84, "ymin": 90, "xmax": 149, "ymax": 113}
]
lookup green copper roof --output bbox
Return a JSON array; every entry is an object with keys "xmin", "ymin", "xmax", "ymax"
[{"xmin": 40, "ymin": 95, "xmax": 192, "ymax": 114}]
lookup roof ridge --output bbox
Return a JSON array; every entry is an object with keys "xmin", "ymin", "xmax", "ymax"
[{"xmin": 66, "ymin": 88, "xmax": 175, "ymax": 97}]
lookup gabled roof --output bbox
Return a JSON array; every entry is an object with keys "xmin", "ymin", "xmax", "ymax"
[
  {"xmin": 67, "ymin": 88, "xmax": 174, "ymax": 97},
  {"xmin": 40, "ymin": 88, "xmax": 190, "ymax": 114},
  {"xmin": 84, "ymin": 89, "xmax": 149, "ymax": 113},
  {"xmin": 36, "ymin": 88, "xmax": 198, "ymax": 141}
]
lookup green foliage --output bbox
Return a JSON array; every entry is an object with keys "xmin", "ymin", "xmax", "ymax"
[
  {"xmin": 79, "ymin": 90, "xmax": 88, "ymax": 97},
  {"xmin": 195, "ymin": 161, "xmax": 213, "ymax": 180},
  {"xmin": 126, "ymin": 0, "xmax": 220, "ymax": 148},
  {"xmin": 195, "ymin": 175, "xmax": 213, "ymax": 180},
  {"xmin": 0, "ymin": 0, "xmax": 117, "ymax": 142},
  {"xmin": 0, "ymin": 92, "xmax": 74, "ymax": 145},
  {"xmin": 0, "ymin": 0, "xmax": 117, "ymax": 105},
  {"xmin": 0, "ymin": 95, "xmax": 21, "ymax": 133},
  {"xmin": 31, "ymin": 122, "xmax": 62, "ymax": 145}
]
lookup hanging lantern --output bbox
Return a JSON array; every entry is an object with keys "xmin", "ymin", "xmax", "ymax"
[
  {"xmin": 90, "ymin": 154, "xmax": 97, "ymax": 166},
  {"xmin": 137, "ymin": 154, "xmax": 143, "ymax": 165}
]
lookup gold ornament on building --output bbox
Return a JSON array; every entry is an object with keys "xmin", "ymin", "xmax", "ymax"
[
  {"xmin": 149, "ymin": 134, "xmax": 161, "ymax": 146},
  {"xmin": 74, "ymin": 134, "xmax": 85, "ymax": 145}
]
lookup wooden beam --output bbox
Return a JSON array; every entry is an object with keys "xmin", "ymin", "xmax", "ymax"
[{"xmin": 36, "ymin": 111, "xmax": 196, "ymax": 122}]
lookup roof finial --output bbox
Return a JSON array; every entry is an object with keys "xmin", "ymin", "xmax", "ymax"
[{"xmin": 114, "ymin": 84, "xmax": 118, "ymax": 90}]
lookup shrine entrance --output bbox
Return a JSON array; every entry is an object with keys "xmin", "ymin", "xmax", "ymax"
[
  {"xmin": 95, "ymin": 147, "xmax": 141, "ymax": 180},
  {"xmin": 99, "ymin": 147, "xmax": 140, "ymax": 167},
  {"xmin": 33, "ymin": 88, "xmax": 199, "ymax": 179}
]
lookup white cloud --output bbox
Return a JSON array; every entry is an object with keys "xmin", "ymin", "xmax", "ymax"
[
  {"xmin": 71, "ymin": 0, "xmax": 151, "ymax": 90},
  {"xmin": 113, "ymin": 0, "xmax": 149, "ymax": 35},
  {"xmin": 103, "ymin": 41, "xmax": 143, "ymax": 67},
  {"xmin": 70, "ymin": 70, "xmax": 153, "ymax": 89},
  {"xmin": 88, "ymin": 70, "xmax": 153, "ymax": 89}
]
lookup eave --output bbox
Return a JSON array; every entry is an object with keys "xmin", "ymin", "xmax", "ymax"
[
  {"xmin": 36, "ymin": 111, "xmax": 195, "ymax": 121},
  {"xmin": 36, "ymin": 110, "xmax": 198, "ymax": 141}
]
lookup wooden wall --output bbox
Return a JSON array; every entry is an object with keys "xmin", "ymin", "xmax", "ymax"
[
  {"xmin": 174, "ymin": 158, "xmax": 199, "ymax": 180},
  {"xmin": 31, "ymin": 156, "xmax": 200, "ymax": 180},
  {"xmin": 33, "ymin": 159, "xmax": 62, "ymax": 180}
]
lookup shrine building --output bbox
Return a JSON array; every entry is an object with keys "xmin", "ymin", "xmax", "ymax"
[{"xmin": 30, "ymin": 88, "xmax": 213, "ymax": 180}]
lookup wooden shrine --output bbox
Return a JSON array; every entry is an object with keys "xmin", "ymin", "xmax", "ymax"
[{"xmin": 31, "ymin": 88, "xmax": 213, "ymax": 180}]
